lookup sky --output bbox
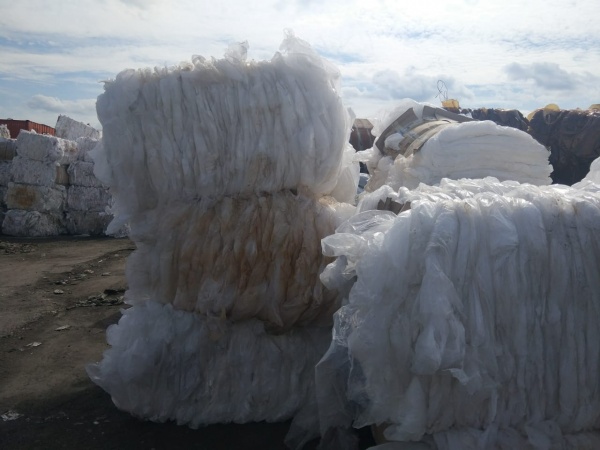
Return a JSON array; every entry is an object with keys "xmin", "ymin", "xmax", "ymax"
[{"xmin": 0, "ymin": 0, "xmax": 599, "ymax": 130}]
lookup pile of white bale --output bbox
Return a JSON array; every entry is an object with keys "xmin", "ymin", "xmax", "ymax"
[
  {"xmin": 87, "ymin": 34, "xmax": 358, "ymax": 448},
  {"xmin": 314, "ymin": 108, "xmax": 600, "ymax": 449},
  {"xmin": 0, "ymin": 116, "xmax": 113, "ymax": 236},
  {"xmin": 83, "ymin": 36, "xmax": 600, "ymax": 450}
]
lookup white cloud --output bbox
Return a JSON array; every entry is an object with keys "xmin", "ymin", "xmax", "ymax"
[
  {"xmin": 505, "ymin": 62, "xmax": 579, "ymax": 91},
  {"xmin": 27, "ymin": 95, "xmax": 95, "ymax": 114},
  {"xmin": 24, "ymin": 95, "xmax": 99, "ymax": 128},
  {"xmin": 0, "ymin": 0, "xmax": 598, "ymax": 124}
]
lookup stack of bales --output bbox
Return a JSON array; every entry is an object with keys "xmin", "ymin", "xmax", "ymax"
[
  {"xmin": 317, "ymin": 172, "xmax": 600, "ymax": 449},
  {"xmin": 87, "ymin": 34, "xmax": 358, "ymax": 447},
  {"xmin": 55, "ymin": 116, "xmax": 113, "ymax": 235},
  {"xmin": 2, "ymin": 131, "xmax": 76, "ymax": 236},
  {"xmin": 1, "ymin": 116, "xmax": 112, "ymax": 237}
]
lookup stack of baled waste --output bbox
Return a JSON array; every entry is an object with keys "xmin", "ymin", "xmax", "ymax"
[
  {"xmin": 359, "ymin": 99, "xmax": 553, "ymax": 193},
  {"xmin": 55, "ymin": 114, "xmax": 112, "ymax": 235},
  {"xmin": 87, "ymin": 34, "xmax": 358, "ymax": 448},
  {"xmin": 2, "ymin": 130, "xmax": 76, "ymax": 236},
  {"xmin": 316, "ymin": 166, "xmax": 600, "ymax": 449},
  {"xmin": 1, "ymin": 116, "xmax": 111, "ymax": 236}
]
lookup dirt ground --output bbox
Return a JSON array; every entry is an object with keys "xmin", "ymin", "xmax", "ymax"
[{"xmin": 0, "ymin": 236, "xmax": 375, "ymax": 450}]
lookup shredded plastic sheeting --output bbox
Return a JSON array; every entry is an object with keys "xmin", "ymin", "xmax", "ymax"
[
  {"xmin": 93, "ymin": 33, "xmax": 355, "ymax": 223},
  {"xmin": 10, "ymin": 156, "xmax": 68, "ymax": 186},
  {"xmin": 4, "ymin": 183, "xmax": 66, "ymax": 212},
  {"xmin": 66, "ymin": 186, "xmax": 111, "ymax": 212},
  {"xmin": 125, "ymin": 192, "xmax": 352, "ymax": 331},
  {"xmin": 357, "ymin": 100, "xmax": 552, "ymax": 192},
  {"xmin": 55, "ymin": 115, "xmax": 101, "ymax": 141},
  {"xmin": 317, "ymin": 178, "xmax": 600, "ymax": 449},
  {"xmin": 16, "ymin": 130, "xmax": 78, "ymax": 164},
  {"xmin": 2, "ymin": 209, "xmax": 66, "ymax": 236},
  {"xmin": 86, "ymin": 301, "xmax": 330, "ymax": 446},
  {"xmin": 67, "ymin": 161, "xmax": 105, "ymax": 187}
]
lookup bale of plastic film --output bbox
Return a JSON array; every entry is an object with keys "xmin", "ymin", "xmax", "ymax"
[
  {"xmin": 358, "ymin": 100, "xmax": 552, "ymax": 193},
  {"xmin": 316, "ymin": 178, "xmax": 600, "ymax": 449},
  {"xmin": 93, "ymin": 33, "xmax": 354, "ymax": 224},
  {"xmin": 87, "ymin": 301, "xmax": 331, "ymax": 438},
  {"xmin": 124, "ymin": 191, "xmax": 352, "ymax": 331}
]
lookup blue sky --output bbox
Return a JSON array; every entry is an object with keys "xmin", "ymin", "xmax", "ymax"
[{"xmin": 1, "ymin": 0, "xmax": 599, "ymax": 129}]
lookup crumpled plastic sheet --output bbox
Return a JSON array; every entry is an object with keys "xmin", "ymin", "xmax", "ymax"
[
  {"xmin": 87, "ymin": 301, "xmax": 331, "ymax": 449},
  {"xmin": 357, "ymin": 101, "xmax": 552, "ymax": 193},
  {"xmin": 93, "ymin": 32, "xmax": 356, "ymax": 224},
  {"xmin": 316, "ymin": 178, "xmax": 600, "ymax": 449},
  {"xmin": 125, "ymin": 191, "xmax": 355, "ymax": 331}
]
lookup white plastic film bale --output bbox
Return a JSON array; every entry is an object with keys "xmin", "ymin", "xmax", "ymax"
[
  {"xmin": 359, "ymin": 102, "xmax": 552, "ymax": 192},
  {"xmin": 66, "ymin": 185, "xmax": 111, "ymax": 212},
  {"xmin": 65, "ymin": 210, "xmax": 111, "ymax": 236},
  {"xmin": 86, "ymin": 301, "xmax": 330, "ymax": 442},
  {"xmin": 10, "ymin": 156, "xmax": 68, "ymax": 186},
  {"xmin": 16, "ymin": 130, "xmax": 78, "ymax": 164},
  {"xmin": 2, "ymin": 209, "xmax": 66, "ymax": 236},
  {"xmin": 317, "ymin": 180, "xmax": 600, "ymax": 449},
  {"xmin": 125, "ymin": 191, "xmax": 354, "ymax": 331},
  {"xmin": 67, "ymin": 161, "xmax": 104, "ymax": 187},
  {"xmin": 0, "ymin": 161, "xmax": 11, "ymax": 186},
  {"xmin": 55, "ymin": 115, "xmax": 101, "ymax": 141},
  {"xmin": 5, "ymin": 182, "xmax": 66, "ymax": 212},
  {"xmin": 94, "ymin": 33, "xmax": 353, "ymax": 219}
]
